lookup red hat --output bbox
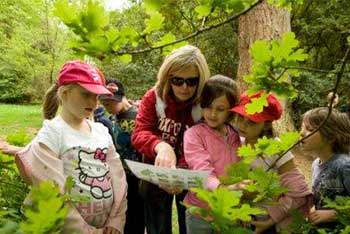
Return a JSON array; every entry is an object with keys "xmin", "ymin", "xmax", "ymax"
[
  {"xmin": 57, "ymin": 60, "xmax": 112, "ymax": 95},
  {"xmin": 230, "ymin": 91, "xmax": 283, "ymax": 123}
]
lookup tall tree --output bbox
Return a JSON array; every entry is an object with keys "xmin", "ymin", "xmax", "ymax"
[{"xmin": 237, "ymin": 0, "xmax": 294, "ymax": 132}]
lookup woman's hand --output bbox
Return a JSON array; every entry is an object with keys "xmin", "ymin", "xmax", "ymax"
[
  {"xmin": 154, "ymin": 142, "xmax": 177, "ymax": 168},
  {"xmin": 159, "ymin": 184, "xmax": 183, "ymax": 195},
  {"xmin": 308, "ymin": 209, "xmax": 336, "ymax": 225},
  {"xmin": 251, "ymin": 218, "xmax": 275, "ymax": 234}
]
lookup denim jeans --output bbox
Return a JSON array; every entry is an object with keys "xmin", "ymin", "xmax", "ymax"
[
  {"xmin": 185, "ymin": 210, "xmax": 214, "ymax": 234},
  {"xmin": 140, "ymin": 181, "xmax": 187, "ymax": 234}
]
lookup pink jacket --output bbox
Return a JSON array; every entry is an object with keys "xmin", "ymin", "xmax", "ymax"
[
  {"xmin": 267, "ymin": 168, "xmax": 313, "ymax": 231},
  {"xmin": 183, "ymin": 123, "xmax": 241, "ymax": 208},
  {"xmin": 15, "ymin": 142, "xmax": 127, "ymax": 234}
]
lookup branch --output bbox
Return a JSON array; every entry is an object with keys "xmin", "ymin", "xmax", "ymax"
[
  {"xmin": 286, "ymin": 65, "xmax": 350, "ymax": 74},
  {"xmin": 267, "ymin": 46, "xmax": 350, "ymax": 171},
  {"xmin": 115, "ymin": 0, "xmax": 263, "ymax": 55}
]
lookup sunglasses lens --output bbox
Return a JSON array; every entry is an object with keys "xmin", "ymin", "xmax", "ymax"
[
  {"xmin": 171, "ymin": 77, "xmax": 199, "ymax": 87},
  {"xmin": 171, "ymin": 77, "xmax": 185, "ymax": 86},
  {"xmin": 186, "ymin": 78, "xmax": 199, "ymax": 86}
]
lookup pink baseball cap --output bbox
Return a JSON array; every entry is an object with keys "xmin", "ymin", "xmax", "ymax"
[
  {"xmin": 230, "ymin": 91, "xmax": 283, "ymax": 123},
  {"xmin": 57, "ymin": 60, "xmax": 112, "ymax": 95}
]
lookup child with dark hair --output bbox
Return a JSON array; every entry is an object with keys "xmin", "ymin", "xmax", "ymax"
[
  {"xmin": 184, "ymin": 75, "xmax": 241, "ymax": 234},
  {"xmin": 301, "ymin": 107, "xmax": 350, "ymax": 231},
  {"xmin": 231, "ymin": 91, "xmax": 312, "ymax": 234},
  {"xmin": 97, "ymin": 78, "xmax": 145, "ymax": 234}
]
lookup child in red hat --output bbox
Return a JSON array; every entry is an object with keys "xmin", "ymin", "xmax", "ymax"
[
  {"xmin": 231, "ymin": 91, "xmax": 312, "ymax": 234},
  {"xmin": 14, "ymin": 61, "xmax": 127, "ymax": 234}
]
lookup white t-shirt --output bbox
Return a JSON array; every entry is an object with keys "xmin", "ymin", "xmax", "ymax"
[{"xmin": 36, "ymin": 116, "xmax": 116, "ymax": 228}]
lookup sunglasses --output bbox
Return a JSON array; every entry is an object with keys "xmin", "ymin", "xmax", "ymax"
[{"xmin": 170, "ymin": 76, "xmax": 199, "ymax": 87}]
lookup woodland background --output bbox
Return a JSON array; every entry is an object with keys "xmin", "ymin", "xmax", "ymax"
[{"xmin": 0, "ymin": 0, "xmax": 350, "ymax": 233}]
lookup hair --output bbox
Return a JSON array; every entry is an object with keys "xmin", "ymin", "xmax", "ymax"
[
  {"xmin": 302, "ymin": 107, "xmax": 350, "ymax": 154},
  {"xmin": 43, "ymin": 84, "xmax": 75, "ymax": 119},
  {"xmin": 200, "ymin": 75, "xmax": 239, "ymax": 121},
  {"xmin": 154, "ymin": 45, "xmax": 210, "ymax": 104}
]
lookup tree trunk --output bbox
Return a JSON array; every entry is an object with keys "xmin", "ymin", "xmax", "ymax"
[{"xmin": 237, "ymin": 0, "xmax": 295, "ymax": 132}]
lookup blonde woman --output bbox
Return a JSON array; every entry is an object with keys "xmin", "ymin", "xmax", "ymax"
[{"xmin": 132, "ymin": 45, "xmax": 210, "ymax": 234}]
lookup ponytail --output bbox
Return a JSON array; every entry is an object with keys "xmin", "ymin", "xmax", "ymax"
[{"xmin": 43, "ymin": 84, "xmax": 59, "ymax": 119}]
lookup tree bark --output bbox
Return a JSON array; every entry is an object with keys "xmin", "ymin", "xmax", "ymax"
[{"xmin": 237, "ymin": 0, "xmax": 294, "ymax": 132}]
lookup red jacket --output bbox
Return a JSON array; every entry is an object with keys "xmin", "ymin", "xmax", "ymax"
[{"xmin": 131, "ymin": 89, "xmax": 202, "ymax": 167}]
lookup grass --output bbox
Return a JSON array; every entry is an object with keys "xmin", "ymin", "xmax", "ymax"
[{"xmin": 0, "ymin": 104, "xmax": 42, "ymax": 138}]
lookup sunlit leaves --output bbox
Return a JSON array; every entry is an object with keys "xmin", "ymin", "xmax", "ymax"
[
  {"xmin": 118, "ymin": 54, "xmax": 132, "ymax": 64},
  {"xmin": 267, "ymin": 0, "xmax": 304, "ymax": 10},
  {"xmin": 195, "ymin": 4, "xmax": 211, "ymax": 19},
  {"xmin": 143, "ymin": 11, "xmax": 164, "ymax": 34},
  {"xmin": 245, "ymin": 93, "xmax": 268, "ymax": 114},
  {"xmin": 247, "ymin": 168, "xmax": 287, "ymax": 202},
  {"xmin": 325, "ymin": 196, "xmax": 350, "ymax": 226},
  {"xmin": 20, "ymin": 181, "xmax": 69, "ymax": 234},
  {"xmin": 245, "ymin": 32, "xmax": 308, "ymax": 99},
  {"xmin": 187, "ymin": 187, "xmax": 264, "ymax": 233}
]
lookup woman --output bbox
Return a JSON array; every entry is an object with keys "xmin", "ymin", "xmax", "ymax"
[{"xmin": 131, "ymin": 45, "xmax": 210, "ymax": 234}]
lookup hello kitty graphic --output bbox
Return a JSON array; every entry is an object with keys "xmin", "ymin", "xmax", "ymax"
[{"xmin": 77, "ymin": 148, "xmax": 113, "ymax": 199}]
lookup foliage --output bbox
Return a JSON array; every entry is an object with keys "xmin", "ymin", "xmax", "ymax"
[
  {"xmin": 325, "ymin": 196, "xmax": 350, "ymax": 228},
  {"xmin": 244, "ymin": 32, "xmax": 308, "ymax": 113},
  {"xmin": 20, "ymin": 181, "xmax": 69, "ymax": 234},
  {"xmin": 186, "ymin": 188, "xmax": 263, "ymax": 234},
  {"xmin": 186, "ymin": 130, "xmax": 301, "ymax": 233},
  {"xmin": 0, "ymin": 0, "xmax": 73, "ymax": 103},
  {"xmin": 6, "ymin": 130, "xmax": 31, "ymax": 147}
]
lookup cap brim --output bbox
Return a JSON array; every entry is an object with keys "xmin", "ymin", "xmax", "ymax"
[
  {"xmin": 99, "ymin": 94, "xmax": 123, "ymax": 103},
  {"xmin": 78, "ymin": 83, "xmax": 112, "ymax": 95},
  {"xmin": 231, "ymin": 105, "xmax": 265, "ymax": 123}
]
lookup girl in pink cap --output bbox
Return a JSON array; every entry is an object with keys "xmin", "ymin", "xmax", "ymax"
[
  {"xmin": 15, "ymin": 61, "xmax": 127, "ymax": 234},
  {"xmin": 231, "ymin": 91, "xmax": 312, "ymax": 234}
]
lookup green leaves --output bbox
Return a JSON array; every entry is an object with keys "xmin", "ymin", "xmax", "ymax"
[
  {"xmin": 245, "ymin": 93, "xmax": 268, "ymax": 114},
  {"xmin": 143, "ymin": 11, "xmax": 164, "ymax": 34},
  {"xmin": 325, "ymin": 196, "xmax": 350, "ymax": 226},
  {"xmin": 187, "ymin": 187, "xmax": 264, "ymax": 233},
  {"xmin": 245, "ymin": 32, "xmax": 308, "ymax": 99},
  {"xmin": 20, "ymin": 181, "xmax": 69, "ymax": 234}
]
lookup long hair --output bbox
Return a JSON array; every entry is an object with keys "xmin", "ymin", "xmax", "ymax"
[
  {"xmin": 303, "ymin": 107, "xmax": 350, "ymax": 154},
  {"xmin": 154, "ymin": 45, "xmax": 210, "ymax": 104},
  {"xmin": 42, "ymin": 84, "xmax": 75, "ymax": 119}
]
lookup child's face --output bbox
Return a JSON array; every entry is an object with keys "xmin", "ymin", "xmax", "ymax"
[
  {"xmin": 235, "ymin": 115, "xmax": 265, "ymax": 141},
  {"xmin": 101, "ymin": 99, "xmax": 122, "ymax": 115},
  {"xmin": 170, "ymin": 65, "xmax": 199, "ymax": 102},
  {"xmin": 300, "ymin": 122, "xmax": 328, "ymax": 153},
  {"xmin": 62, "ymin": 85, "xmax": 98, "ymax": 120},
  {"xmin": 203, "ymin": 95, "xmax": 231, "ymax": 131}
]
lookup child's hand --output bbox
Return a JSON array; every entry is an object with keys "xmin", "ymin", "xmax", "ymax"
[
  {"xmin": 227, "ymin": 179, "xmax": 252, "ymax": 191},
  {"xmin": 308, "ymin": 209, "xmax": 336, "ymax": 225},
  {"xmin": 103, "ymin": 227, "xmax": 121, "ymax": 234},
  {"xmin": 251, "ymin": 218, "xmax": 275, "ymax": 234},
  {"xmin": 0, "ymin": 140, "xmax": 22, "ymax": 156}
]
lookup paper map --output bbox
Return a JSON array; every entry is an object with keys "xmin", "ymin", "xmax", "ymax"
[{"xmin": 125, "ymin": 160, "xmax": 209, "ymax": 189}]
